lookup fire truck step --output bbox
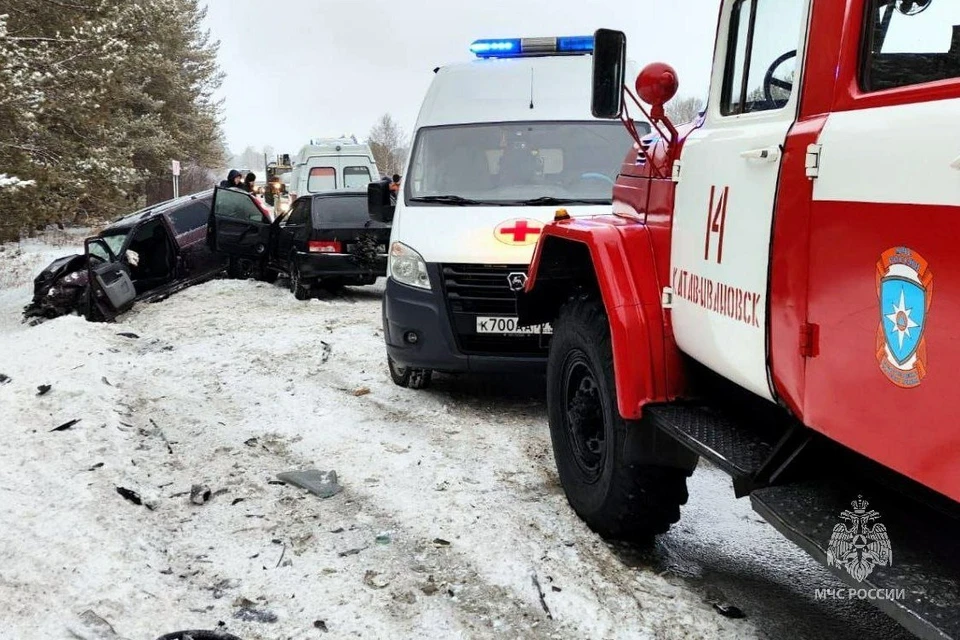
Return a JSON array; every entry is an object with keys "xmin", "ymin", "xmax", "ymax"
[
  {"xmin": 645, "ymin": 403, "xmax": 779, "ymax": 482},
  {"xmin": 751, "ymin": 479, "xmax": 960, "ymax": 640}
]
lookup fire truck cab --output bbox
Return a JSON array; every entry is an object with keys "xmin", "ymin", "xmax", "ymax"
[{"xmin": 517, "ymin": 1, "xmax": 960, "ymax": 637}]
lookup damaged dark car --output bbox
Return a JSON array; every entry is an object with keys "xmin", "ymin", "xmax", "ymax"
[{"xmin": 22, "ymin": 189, "xmax": 268, "ymax": 322}]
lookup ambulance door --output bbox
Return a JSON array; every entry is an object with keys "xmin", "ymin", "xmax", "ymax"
[{"xmin": 669, "ymin": 0, "xmax": 811, "ymax": 401}]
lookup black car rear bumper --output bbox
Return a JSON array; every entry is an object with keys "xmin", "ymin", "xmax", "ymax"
[
  {"xmin": 295, "ymin": 251, "xmax": 387, "ymax": 280},
  {"xmin": 382, "ymin": 265, "xmax": 548, "ymax": 374}
]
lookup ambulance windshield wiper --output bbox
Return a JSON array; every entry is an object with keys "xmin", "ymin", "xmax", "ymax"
[
  {"xmin": 409, "ymin": 195, "xmax": 485, "ymax": 205},
  {"xmin": 509, "ymin": 197, "xmax": 609, "ymax": 206}
]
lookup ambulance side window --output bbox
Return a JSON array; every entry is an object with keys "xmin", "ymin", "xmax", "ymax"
[
  {"xmin": 720, "ymin": 0, "xmax": 806, "ymax": 115},
  {"xmin": 861, "ymin": 0, "xmax": 960, "ymax": 91}
]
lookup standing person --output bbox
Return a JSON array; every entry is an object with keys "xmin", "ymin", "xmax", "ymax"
[
  {"xmin": 389, "ymin": 174, "xmax": 401, "ymax": 204},
  {"xmin": 244, "ymin": 172, "xmax": 257, "ymax": 193},
  {"xmin": 219, "ymin": 169, "xmax": 243, "ymax": 189}
]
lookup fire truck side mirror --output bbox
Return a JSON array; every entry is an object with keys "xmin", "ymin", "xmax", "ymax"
[
  {"xmin": 367, "ymin": 181, "xmax": 395, "ymax": 223},
  {"xmin": 591, "ymin": 28, "xmax": 627, "ymax": 119},
  {"xmin": 636, "ymin": 62, "xmax": 679, "ymax": 110}
]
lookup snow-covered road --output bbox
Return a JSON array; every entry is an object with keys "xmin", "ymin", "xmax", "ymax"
[{"xmin": 0, "ymin": 236, "xmax": 912, "ymax": 640}]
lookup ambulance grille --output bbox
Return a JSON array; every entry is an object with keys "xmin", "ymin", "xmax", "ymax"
[
  {"xmin": 441, "ymin": 263, "xmax": 521, "ymax": 315},
  {"xmin": 440, "ymin": 263, "xmax": 549, "ymax": 357}
]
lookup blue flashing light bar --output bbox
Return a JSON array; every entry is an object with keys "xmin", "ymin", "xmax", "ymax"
[{"xmin": 470, "ymin": 35, "xmax": 594, "ymax": 58}]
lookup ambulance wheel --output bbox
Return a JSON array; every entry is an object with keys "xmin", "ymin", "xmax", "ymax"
[
  {"xmin": 387, "ymin": 355, "xmax": 432, "ymax": 390},
  {"xmin": 547, "ymin": 296, "xmax": 690, "ymax": 541},
  {"xmin": 289, "ymin": 261, "xmax": 312, "ymax": 300}
]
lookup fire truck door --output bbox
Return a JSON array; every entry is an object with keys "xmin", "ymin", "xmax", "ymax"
[
  {"xmin": 669, "ymin": 0, "xmax": 810, "ymax": 401},
  {"xmin": 802, "ymin": 1, "xmax": 960, "ymax": 502}
]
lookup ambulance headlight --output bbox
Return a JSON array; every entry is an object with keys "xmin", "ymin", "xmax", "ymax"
[{"xmin": 389, "ymin": 242, "xmax": 430, "ymax": 290}]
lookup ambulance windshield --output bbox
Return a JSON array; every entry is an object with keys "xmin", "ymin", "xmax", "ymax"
[{"xmin": 405, "ymin": 121, "xmax": 641, "ymax": 206}]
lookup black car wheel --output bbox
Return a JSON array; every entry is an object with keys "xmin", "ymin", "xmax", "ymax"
[
  {"xmin": 387, "ymin": 354, "xmax": 432, "ymax": 389},
  {"xmin": 547, "ymin": 296, "xmax": 692, "ymax": 541},
  {"xmin": 289, "ymin": 260, "xmax": 312, "ymax": 300}
]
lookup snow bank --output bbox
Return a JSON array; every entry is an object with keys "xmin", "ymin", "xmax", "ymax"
[{"xmin": 0, "ymin": 249, "xmax": 758, "ymax": 639}]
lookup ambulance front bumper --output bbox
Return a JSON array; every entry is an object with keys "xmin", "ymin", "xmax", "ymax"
[{"xmin": 382, "ymin": 265, "xmax": 547, "ymax": 374}]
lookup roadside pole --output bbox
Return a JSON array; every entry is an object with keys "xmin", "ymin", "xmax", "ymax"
[{"xmin": 171, "ymin": 159, "xmax": 181, "ymax": 199}]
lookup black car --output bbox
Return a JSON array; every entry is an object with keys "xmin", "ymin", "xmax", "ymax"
[
  {"xmin": 207, "ymin": 188, "xmax": 390, "ymax": 299},
  {"xmin": 23, "ymin": 189, "xmax": 244, "ymax": 322}
]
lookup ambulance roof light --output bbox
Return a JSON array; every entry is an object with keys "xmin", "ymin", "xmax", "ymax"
[{"xmin": 470, "ymin": 35, "xmax": 594, "ymax": 58}]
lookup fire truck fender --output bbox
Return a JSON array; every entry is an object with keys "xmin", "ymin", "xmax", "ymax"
[{"xmin": 518, "ymin": 219, "xmax": 670, "ymax": 421}]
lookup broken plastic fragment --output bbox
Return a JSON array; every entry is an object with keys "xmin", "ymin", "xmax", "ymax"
[{"xmin": 276, "ymin": 469, "xmax": 342, "ymax": 499}]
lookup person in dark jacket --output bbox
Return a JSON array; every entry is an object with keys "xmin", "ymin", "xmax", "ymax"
[
  {"xmin": 243, "ymin": 172, "xmax": 257, "ymax": 193},
  {"xmin": 219, "ymin": 169, "xmax": 243, "ymax": 189}
]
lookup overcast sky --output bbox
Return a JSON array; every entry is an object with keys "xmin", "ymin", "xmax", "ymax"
[{"xmin": 201, "ymin": 0, "xmax": 718, "ymax": 155}]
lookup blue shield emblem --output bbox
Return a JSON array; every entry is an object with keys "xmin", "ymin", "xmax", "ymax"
[{"xmin": 880, "ymin": 277, "xmax": 926, "ymax": 365}]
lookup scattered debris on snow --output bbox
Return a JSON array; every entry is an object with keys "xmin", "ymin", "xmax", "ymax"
[
  {"xmin": 51, "ymin": 418, "xmax": 80, "ymax": 432},
  {"xmin": 189, "ymin": 484, "xmax": 212, "ymax": 505},
  {"xmin": 276, "ymin": 469, "xmax": 342, "ymax": 499}
]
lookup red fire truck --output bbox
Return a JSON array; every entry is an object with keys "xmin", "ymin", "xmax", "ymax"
[{"xmin": 516, "ymin": 1, "xmax": 959, "ymax": 637}]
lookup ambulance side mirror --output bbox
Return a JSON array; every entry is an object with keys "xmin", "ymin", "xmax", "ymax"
[
  {"xmin": 591, "ymin": 28, "xmax": 627, "ymax": 119},
  {"xmin": 367, "ymin": 181, "xmax": 395, "ymax": 223}
]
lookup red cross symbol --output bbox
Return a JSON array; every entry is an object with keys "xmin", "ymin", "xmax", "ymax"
[{"xmin": 499, "ymin": 220, "xmax": 542, "ymax": 243}]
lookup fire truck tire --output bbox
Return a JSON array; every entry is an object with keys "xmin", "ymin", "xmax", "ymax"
[{"xmin": 547, "ymin": 296, "xmax": 688, "ymax": 540}]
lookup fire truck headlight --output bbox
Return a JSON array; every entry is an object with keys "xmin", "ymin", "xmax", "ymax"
[{"xmin": 389, "ymin": 242, "xmax": 431, "ymax": 290}]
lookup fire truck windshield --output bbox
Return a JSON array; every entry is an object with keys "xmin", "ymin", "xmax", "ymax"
[{"xmin": 404, "ymin": 121, "xmax": 641, "ymax": 206}]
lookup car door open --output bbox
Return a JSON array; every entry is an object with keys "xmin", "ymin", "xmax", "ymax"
[
  {"xmin": 208, "ymin": 187, "xmax": 273, "ymax": 259},
  {"xmin": 85, "ymin": 237, "xmax": 136, "ymax": 320}
]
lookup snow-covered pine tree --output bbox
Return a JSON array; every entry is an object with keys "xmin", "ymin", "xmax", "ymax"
[{"xmin": 0, "ymin": 0, "xmax": 225, "ymax": 242}]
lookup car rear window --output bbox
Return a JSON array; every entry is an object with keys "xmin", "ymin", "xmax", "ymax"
[{"xmin": 311, "ymin": 195, "xmax": 369, "ymax": 226}]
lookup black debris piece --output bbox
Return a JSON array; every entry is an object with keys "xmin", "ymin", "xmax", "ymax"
[
  {"xmin": 37, "ymin": 384, "xmax": 51, "ymax": 396},
  {"xmin": 116, "ymin": 486, "xmax": 143, "ymax": 505},
  {"xmin": 244, "ymin": 437, "xmax": 258, "ymax": 447},
  {"xmin": 102, "ymin": 376, "xmax": 112, "ymax": 386},
  {"xmin": 117, "ymin": 332, "xmax": 140, "ymax": 339},
  {"xmin": 0, "ymin": 374, "xmax": 10, "ymax": 385},
  {"xmin": 231, "ymin": 497, "xmax": 245, "ymax": 506},
  {"xmin": 51, "ymin": 418, "xmax": 80, "ymax": 432},
  {"xmin": 314, "ymin": 620, "xmax": 329, "ymax": 632},
  {"xmin": 531, "ymin": 574, "xmax": 552, "ymax": 619},
  {"xmin": 433, "ymin": 538, "xmax": 450, "ymax": 547},
  {"xmin": 713, "ymin": 602, "xmax": 746, "ymax": 619},
  {"xmin": 88, "ymin": 462, "xmax": 104, "ymax": 471}
]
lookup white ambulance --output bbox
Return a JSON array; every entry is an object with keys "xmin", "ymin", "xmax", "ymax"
[
  {"xmin": 287, "ymin": 137, "xmax": 380, "ymax": 200},
  {"xmin": 368, "ymin": 36, "xmax": 645, "ymax": 388}
]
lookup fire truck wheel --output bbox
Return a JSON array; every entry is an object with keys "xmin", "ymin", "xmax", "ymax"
[{"xmin": 547, "ymin": 296, "xmax": 688, "ymax": 540}]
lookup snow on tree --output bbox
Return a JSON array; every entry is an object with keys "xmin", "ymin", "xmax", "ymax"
[
  {"xmin": 367, "ymin": 113, "xmax": 409, "ymax": 178},
  {"xmin": 0, "ymin": 1, "xmax": 226, "ymax": 242},
  {"xmin": 665, "ymin": 96, "xmax": 706, "ymax": 125}
]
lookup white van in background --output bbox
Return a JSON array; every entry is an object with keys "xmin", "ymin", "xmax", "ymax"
[
  {"xmin": 368, "ymin": 35, "xmax": 645, "ymax": 389},
  {"xmin": 288, "ymin": 137, "xmax": 380, "ymax": 199}
]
